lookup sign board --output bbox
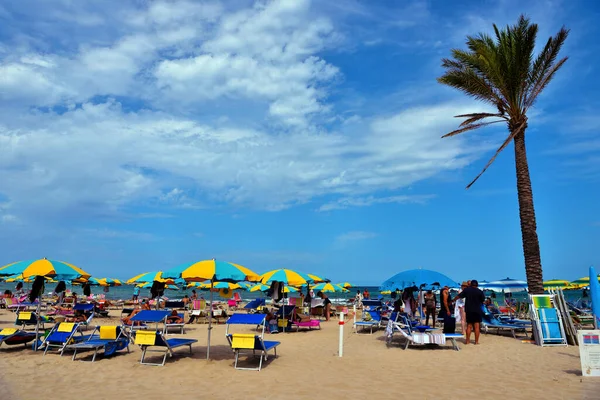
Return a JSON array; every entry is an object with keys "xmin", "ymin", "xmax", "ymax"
[{"xmin": 578, "ymin": 330, "xmax": 600, "ymax": 377}]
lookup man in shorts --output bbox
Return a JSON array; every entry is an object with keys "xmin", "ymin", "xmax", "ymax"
[{"xmin": 455, "ymin": 280, "xmax": 485, "ymax": 345}]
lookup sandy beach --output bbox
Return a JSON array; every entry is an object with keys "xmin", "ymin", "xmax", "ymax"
[{"xmin": 1, "ymin": 308, "xmax": 599, "ymax": 400}]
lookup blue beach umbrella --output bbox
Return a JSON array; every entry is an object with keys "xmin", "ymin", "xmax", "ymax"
[
  {"xmin": 379, "ymin": 269, "xmax": 459, "ymax": 291},
  {"xmin": 480, "ymin": 278, "xmax": 528, "ymax": 293}
]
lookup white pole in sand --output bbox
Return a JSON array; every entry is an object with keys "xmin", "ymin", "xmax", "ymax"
[
  {"xmin": 353, "ymin": 304, "xmax": 357, "ymax": 332},
  {"xmin": 338, "ymin": 311, "xmax": 344, "ymax": 357}
]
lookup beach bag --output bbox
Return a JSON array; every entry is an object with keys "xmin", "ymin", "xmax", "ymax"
[{"xmin": 442, "ymin": 315, "xmax": 455, "ymax": 334}]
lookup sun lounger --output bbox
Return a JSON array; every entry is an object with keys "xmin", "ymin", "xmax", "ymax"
[
  {"xmin": 0, "ymin": 328, "xmax": 37, "ymax": 348},
  {"xmin": 243, "ymin": 298, "xmax": 266, "ymax": 313},
  {"xmin": 134, "ymin": 330, "xmax": 197, "ymax": 366},
  {"xmin": 164, "ymin": 300, "xmax": 185, "ymax": 309},
  {"xmin": 291, "ymin": 319, "xmax": 321, "ymax": 331},
  {"xmin": 385, "ymin": 316, "xmax": 461, "ymax": 351},
  {"xmin": 15, "ymin": 311, "xmax": 51, "ymax": 330},
  {"xmin": 354, "ymin": 310, "xmax": 383, "ymax": 334},
  {"xmin": 41, "ymin": 322, "xmax": 89, "ymax": 356},
  {"xmin": 481, "ymin": 306, "xmax": 528, "ymax": 339},
  {"xmin": 226, "ymin": 313, "xmax": 281, "ymax": 371},
  {"xmin": 165, "ymin": 312, "xmax": 186, "ymax": 334},
  {"xmin": 67, "ymin": 326, "xmax": 130, "ymax": 362},
  {"xmin": 128, "ymin": 309, "xmax": 171, "ymax": 333},
  {"xmin": 529, "ymin": 295, "xmax": 568, "ymax": 346}
]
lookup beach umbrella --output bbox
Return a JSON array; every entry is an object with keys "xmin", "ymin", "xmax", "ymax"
[
  {"xmin": 126, "ymin": 271, "xmax": 174, "ymax": 285},
  {"xmin": 137, "ymin": 282, "xmax": 179, "ymax": 290},
  {"xmin": 339, "ymin": 282, "xmax": 353, "ymax": 289},
  {"xmin": 190, "ymin": 281, "xmax": 243, "ymax": 290},
  {"xmin": 99, "ymin": 278, "xmax": 122, "ymax": 287},
  {"xmin": 543, "ymin": 279, "xmax": 571, "ymax": 289},
  {"xmin": 162, "ymin": 259, "xmax": 260, "ymax": 283},
  {"xmin": 260, "ymin": 269, "xmax": 314, "ymax": 286},
  {"xmin": 0, "ymin": 258, "xmax": 91, "ymax": 281},
  {"xmin": 379, "ymin": 269, "xmax": 459, "ymax": 292},
  {"xmin": 311, "ymin": 283, "xmax": 347, "ymax": 293},
  {"xmin": 569, "ymin": 276, "xmax": 600, "ymax": 289},
  {"xmin": 4, "ymin": 273, "xmax": 54, "ymax": 283},
  {"xmin": 249, "ymin": 283, "xmax": 270, "ymax": 292},
  {"xmin": 307, "ymin": 274, "xmax": 329, "ymax": 283},
  {"xmin": 162, "ymin": 259, "xmax": 260, "ymax": 360},
  {"xmin": 588, "ymin": 266, "xmax": 600, "ymax": 328},
  {"xmin": 480, "ymin": 278, "xmax": 528, "ymax": 293}
]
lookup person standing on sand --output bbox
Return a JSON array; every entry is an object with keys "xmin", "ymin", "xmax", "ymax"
[
  {"xmin": 455, "ymin": 280, "xmax": 485, "ymax": 345},
  {"xmin": 455, "ymin": 281, "xmax": 469, "ymax": 334}
]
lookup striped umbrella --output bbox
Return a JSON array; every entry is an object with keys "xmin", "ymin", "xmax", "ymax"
[
  {"xmin": 480, "ymin": 278, "xmax": 528, "ymax": 293},
  {"xmin": 4, "ymin": 274, "xmax": 53, "ymax": 283},
  {"xmin": 339, "ymin": 282, "xmax": 353, "ymax": 289},
  {"xmin": 0, "ymin": 258, "xmax": 90, "ymax": 281},
  {"xmin": 126, "ymin": 271, "xmax": 176, "ymax": 285},
  {"xmin": 189, "ymin": 281, "xmax": 244, "ymax": 291},
  {"xmin": 311, "ymin": 282, "xmax": 347, "ymax": 293},
  {"xmin": 249, "ymin": 283, "xmax": 298, "ymax": 293},
  {"xmin": 260, "ymin": 269, "xmax": 314, "ymax": 286},
  {"xmin": 570, "ymin": 276, "xmax": 600, "ymax": 289},
  {"xmin": 249, "ymin": 283, "xmax": 270, "ymax": 292},
  {"xmin": 307, "ymin": 274, "xmax": 329, "ymax": 283},
  {"xmin": 137, "ymin": 282, "xmax": 179, "ymax": 290},
  {"xmin": 99, "ymin": 278, "xmax": 122, "ymax": 287},
  {"xmin": 162, "ymin": 259, "xmax": 260, "ymax": 360},
  {"xmin": 543, "ymin": 279, "xmax": 571, "ymax": 289},
  {"xmin": 162, "ymin": 259, "xmax": 260, "ymax": 283}
]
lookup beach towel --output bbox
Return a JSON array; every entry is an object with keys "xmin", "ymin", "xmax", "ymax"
[{"xmin": 412, "ymin": 332, "xmax": 446, "ymax": 345}]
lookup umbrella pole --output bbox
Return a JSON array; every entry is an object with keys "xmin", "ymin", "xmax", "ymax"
[{"xmin": 207, "ymin": 280, "xmax": 213, "ymax": 360}]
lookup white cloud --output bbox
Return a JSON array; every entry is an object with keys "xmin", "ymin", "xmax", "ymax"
[
  {"xmin": 0, "ymin": 0, "xmax": 495, "ymax": 225},
  {"xmin": 319, "ymin": 194, "xmax": 436, "ymax": 212},
  {"xmin": 0, "ymin": 98, "xmax": 484, "ymax": 220}
]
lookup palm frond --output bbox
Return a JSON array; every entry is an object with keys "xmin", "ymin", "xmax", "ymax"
[
  {"xmin": 456, "ymin": 113, "xmax": 507, "ymax": 127},
  {"xmin": 438, "ymin": 69, "xmax": 506, "ymax": 106},
  {"xmin": 524, "ymin": 26, "xmax": 570, "ymax": 109},
  {"xmin": 465, "ymin": 119, "xmax": 527, "ymax": 189},
  {"xmin": 441, "ymin": 119, "xmax": 505, "ymax": 138}
]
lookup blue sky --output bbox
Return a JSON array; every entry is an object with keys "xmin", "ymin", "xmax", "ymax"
[{"xmin": 0, "ymin": 0, "xmax": 598, "ymax": 285}]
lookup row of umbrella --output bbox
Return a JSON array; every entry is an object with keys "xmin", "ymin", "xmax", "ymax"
[{"xmin": 0, "ymin": 258, "xmax": 353, "ymax": 360}]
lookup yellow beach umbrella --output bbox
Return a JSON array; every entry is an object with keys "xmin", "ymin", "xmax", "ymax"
[
  {"xmin": 312, "ymin": 283, "xmax": 347, "ymax": 293},
  {"xmin": 339, "ymin": 282, "xmax": 353, "ymax": 289},
  {"xmin": 543, "ymin": 279, "xmax": 571, "ymax": 289},
  {"xmin": 260, "ymin": 269, "xmax": 313, "ymax": 286},
  {"xmin": 126, "ymin": 271, "xmax": 174, "ymax": 285},
  {"xmin": 0, "ymin": 258, "xmax": 91, "ymax": 281},
  {"xmin": 570, "ymin": 276, "xmax": 600, "ymax": 288},
  {"xmin": 307, "ymin": 274, "xmax": 329, "ymax": 284}
]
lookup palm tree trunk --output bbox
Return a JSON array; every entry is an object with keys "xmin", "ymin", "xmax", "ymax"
[{"xmin": 513, "ymin": 126, "xmax": 544, "ymax": 294}]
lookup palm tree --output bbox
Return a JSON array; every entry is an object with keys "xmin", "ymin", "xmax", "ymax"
[{"xmin": 437, "ymin": 15, "xmax": 569, "ymax": 294}]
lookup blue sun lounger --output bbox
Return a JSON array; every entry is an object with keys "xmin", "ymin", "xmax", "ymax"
[
  {"xmin": 226, "ymin": 313, "xmax": 281, "ymax": 371},
  {"xmin": 354, "ymin": 310, "xmax": 383, "ymax": 334},
  {"xmin": 15, "ymin": 311, "xmax": 52, "ymax": 330},
  {"xmin": 134, "ymin": 330, "xmax": 197, "ymax": 366},
  {"xmin": 244, "ymin": 298, "xmax": 266, "ymax": 312},
  {"xmin": 67, "ymin": 326, "xmax": 130, "ymax": 362},
  {"xmin": 481, "ymin": 306, "xmax": 529, "ymax": 339},
  {"xmin": 41, "ymin": 322, "xmax": 89, "ymax": 356},
  {"xmin": 529, "ymin": 295, "xmax": 567, "ymax": 346},
  {"xmin": 0, "ymin": 328, "xmax": 37, "ymax": 348},
  {"xmin": 128, "ymin": 310, "xmax": 171, "ymax": 333}
]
